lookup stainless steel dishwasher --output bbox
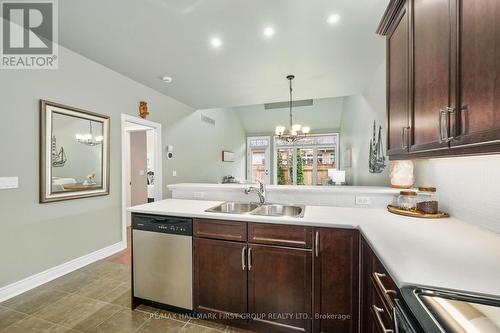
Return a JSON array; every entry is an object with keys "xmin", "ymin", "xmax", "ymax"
[{"xmin": 132, "ymin": 213, "xmax": 193, "ymax": 311}]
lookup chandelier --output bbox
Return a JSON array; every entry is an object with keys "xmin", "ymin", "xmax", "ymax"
[
  {"xmin": 75, "ymin": 121, "xmax": 103, "ymax": 146},
  {"xmin": 275, "ymin": 75, "xmax": 310, "ymax": 143}
]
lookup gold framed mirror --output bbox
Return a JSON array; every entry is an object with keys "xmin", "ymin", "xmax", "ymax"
[{"xmin": 40, "ymin": 100, "xmax": 110, "ymax": 203}]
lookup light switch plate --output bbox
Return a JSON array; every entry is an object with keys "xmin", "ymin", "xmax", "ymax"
[{"xmin": 0, "ymin": 177, "xmax": 19, "ymax": 189}]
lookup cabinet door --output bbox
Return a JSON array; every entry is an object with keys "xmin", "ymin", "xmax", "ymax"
[
  {"xmin": 313, "ymin": 229, "xmax": 359, "ymax": 333},
  {"xmin": 360, "ymin": 237, "xmax": 374, "ymax": 333},
  {"xmin": 452, "ymin": 0, "xmax": 500, "ymax": 148},
  {"xmin": 248, "ymin": 244, "xmax": 312, "ymax": 333},
  {"xmin": 411, "ymin": 0, "xmax": 452, "ymax": 152},
  {"xmin": 193, "ymin": 238, "xmax": 247, "ymax": 321},
  {"xmin": 387, "ymin": 3, "xmax": 410, "ymax": 156}
]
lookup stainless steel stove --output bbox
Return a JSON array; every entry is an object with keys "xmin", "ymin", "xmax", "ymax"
[{"xmin": 396, "ymin": 287, "xmax": 500, "ymax": 333}]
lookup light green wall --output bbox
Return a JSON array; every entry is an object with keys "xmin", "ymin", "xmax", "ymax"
[
  {"xmin": 340, "ymin": 61, "xmax": 389, "ymax": 186},
  {"xmin": 0, "ymin": 45, "xmax": 193, "ymax": 288},
  {"xmin": 163, "ymin": 108, "xmax": 247, "ymax": 185}
]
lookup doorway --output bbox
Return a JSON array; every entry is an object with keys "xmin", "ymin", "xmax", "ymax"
[
  {"xmin": 121, "ymin": 114, "xmax": 162, "ymax": 247},
  {"xmin": 246, "ymin": 136, "xmax": 270, "ymax": 184}
]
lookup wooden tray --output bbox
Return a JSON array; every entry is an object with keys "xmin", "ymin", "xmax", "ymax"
[
  {"xmin": 63, "ymin": 183, "xmax": 102, "ymax": 191},
  {"xmin": 387, "ymin": 205, "xmax": 449, "ymax": 219}
]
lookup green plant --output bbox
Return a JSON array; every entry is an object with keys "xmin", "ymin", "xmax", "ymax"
[
  {"xmin": 277, "ymin": 152, "xmax": 286, "ymax": 185},
  {"xmin": 296, "ymin": 150, "xmax": 304, "ymax": 185}
]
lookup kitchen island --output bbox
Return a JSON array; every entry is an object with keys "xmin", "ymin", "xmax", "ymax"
[{"xmin": 128, "ymin": 199, "xmax": 500, "ymax": 332}]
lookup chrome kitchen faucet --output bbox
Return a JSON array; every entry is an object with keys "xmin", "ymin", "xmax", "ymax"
[{"xmin": 244, "ymin": 181, "xmax": 266, "ymax": 205}]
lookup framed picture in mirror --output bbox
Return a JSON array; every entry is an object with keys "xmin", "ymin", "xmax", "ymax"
[{"xmin": 40, "ymin": 100, "xmax": 110, "ymax": 203}]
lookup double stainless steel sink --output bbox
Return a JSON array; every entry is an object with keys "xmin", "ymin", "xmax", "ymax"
[{"xmin": 205, "ymin": 201, "xmax": 305, "ymax": 218}]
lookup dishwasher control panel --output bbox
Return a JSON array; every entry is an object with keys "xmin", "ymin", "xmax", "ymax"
[{"xmin": 132, "ymin": 213, "xmax": 192, "ymax": 236}]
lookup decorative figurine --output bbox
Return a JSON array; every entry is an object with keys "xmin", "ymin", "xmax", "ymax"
[{"xmin": 139, "ymin": 101, "xmax": 149, "ymax": 119}]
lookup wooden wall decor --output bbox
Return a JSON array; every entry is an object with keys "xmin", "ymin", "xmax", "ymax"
[{"xmin": 139, "ymin": 101, "xmax": 149, "ymax": 119}]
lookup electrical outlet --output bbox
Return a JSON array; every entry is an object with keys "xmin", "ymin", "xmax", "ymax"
[
  {"xmin": 355, "ymin": 196, "xmax": 371, "ymax": 205},
  {"xmin": 193, "ymin": 192, "xmax": 204, "ymax": 199},
  {"xmin": 172, "ymin": 170, "xmax": 177, "ymax": 177}
]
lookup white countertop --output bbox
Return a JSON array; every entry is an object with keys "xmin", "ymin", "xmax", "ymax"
[{"xmin": 128, "ymin": 199, "xmax": 500, "ymax": 298}]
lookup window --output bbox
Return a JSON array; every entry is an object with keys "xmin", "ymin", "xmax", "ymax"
[{"xmin": 274, "ymin": 134, "xmax": 339, "ymax": 185}]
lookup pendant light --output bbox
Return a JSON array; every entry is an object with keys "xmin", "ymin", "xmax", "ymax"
[{"xmin": 275, "ymin": 75, "xmax": 310, "ymax": 142}]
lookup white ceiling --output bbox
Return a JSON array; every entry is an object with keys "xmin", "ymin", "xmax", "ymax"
[{"xmin": 59, "ymin": 0, "xmax": 388, "ymax": 109}]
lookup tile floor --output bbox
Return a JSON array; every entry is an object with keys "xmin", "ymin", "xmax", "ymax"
[{"xmin": 0, "ymin": 240, "xmax": 252, "ymax": 333}]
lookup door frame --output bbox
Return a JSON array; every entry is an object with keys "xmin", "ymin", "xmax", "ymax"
[
  {"xmin": 120, "ymin": 114, "xmax": 162, "ymax": 247},
  {"xmin": 246, "ymin": 136, "xmax": 271, "ymax": 184}
]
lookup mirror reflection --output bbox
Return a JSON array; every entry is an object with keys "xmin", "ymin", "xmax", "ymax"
[{"xmin": 51, "ymin": 113, "xmax": 104, "ymax": 193}]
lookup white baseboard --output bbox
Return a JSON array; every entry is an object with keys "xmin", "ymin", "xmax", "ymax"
[{"xmin": 0, "ymin": 241, "xmax": 126, "ymax": 303}]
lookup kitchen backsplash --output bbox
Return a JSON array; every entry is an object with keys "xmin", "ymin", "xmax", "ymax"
[{"xmin": 414, "ymin": 155, "xmax": 500, "ymax": 234}]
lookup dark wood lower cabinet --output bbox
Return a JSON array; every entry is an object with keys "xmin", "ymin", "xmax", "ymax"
[
  {"xmin": 193, "ymin": 238, "xmax": 247, "ymax": 323},
  {"xmin": 193, "ymin": 220, "xmax": 373, "ymax": 333},
  {"xmin": 313, "ymin": 228, "xmax": 359, "ymax": 333},
  {"xmin": 361, "ymin": 238, "xmax": 398, "ymax": 333},
  {"xmin": 248, "ymin": 244, "xmax": 312, "ymax": 333}
]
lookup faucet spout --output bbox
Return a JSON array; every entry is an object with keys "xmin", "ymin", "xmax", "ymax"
[{"xmin": 244, "ymin": 181, "xmax": 266, "ymax": 204}]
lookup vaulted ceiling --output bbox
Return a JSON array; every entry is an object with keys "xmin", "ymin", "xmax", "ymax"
[{"xmin": 59, "ymin": 0, "xmax": 388, "ymax": 109}]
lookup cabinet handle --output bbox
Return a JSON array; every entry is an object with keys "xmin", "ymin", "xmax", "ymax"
[
  {"xmin": 401, "ymin": 127, "xmax": 406, "ymax": 149},
  {"xmin": 446, "ymin": 107, "xmax": 455, "ymax": 142},
  {"xmin": 241, "ymin": 246, "xmax": 246, "ymax": 270},
  {"xmin": 439, "ymin": 107, "xmax": 456, "ymax": 143},
  {"xmin": 401, "ymin": 127, "xmax": 410, "ymax": 149},
  {"xmin": 454, "ymin": 105, "xmax": 469, "ymax": 141},
  {"xmin": 315, "ymin": 231, "xmax": 319, "ymax": 257},
  {"xmin": 372, "ymin": 305, "xmax": 394, "ymax": 333},
  {"xmin": 373, "ymin": 272, "xmax": 397, "ymax": 297},
  {"xmin": 248, "ymin": 247, "xmax": 252, "ymax": 271},
  {"xmin": 439, "ymin": 108, "xmax": 447, "ymax": 143}
]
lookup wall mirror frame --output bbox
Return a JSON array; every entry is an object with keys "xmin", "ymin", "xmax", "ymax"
[{"xmin": 40, "ymin": 100, "xmax": 110, "ymax": 203}]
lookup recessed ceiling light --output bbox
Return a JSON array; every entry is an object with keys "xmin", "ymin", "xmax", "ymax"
[
  {"xmin": 210, "ymin": 37, "xmax": 222, "ymax": 49},
  {"xmin": 327, "ymin": 14, "xmax": 341, "ymax": 25},
  {"xmin": 161, "ymin": 76, "xmax": 173, "ymax": 83},
  {"xmin": 263, "ymin": 26, "xmax": 275, "ymax": 38}
]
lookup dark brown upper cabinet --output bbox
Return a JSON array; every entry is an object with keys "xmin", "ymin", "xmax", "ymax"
[
  {"xmin": 411, "ymin": 0, "xmax": 454, "ymax": 153},
  {"xmin": 452, "ymin": 0, "xmax": 500, "ymax": 150},
  {"xmin": 379, "ymin": 0, "xmax": 500, "ymax": 158},
  {"xmin": 386, "ymin": 1, "xmax": 411, "ymax": 156}
]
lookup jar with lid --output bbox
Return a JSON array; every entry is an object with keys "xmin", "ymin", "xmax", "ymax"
[
  {"xmin": 416, "ymin": 187, "xmax": 439, "ymax": 214},
  {"xmin": 397, "ymin": 191, "xmax": 417, "ymax": 211}
]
